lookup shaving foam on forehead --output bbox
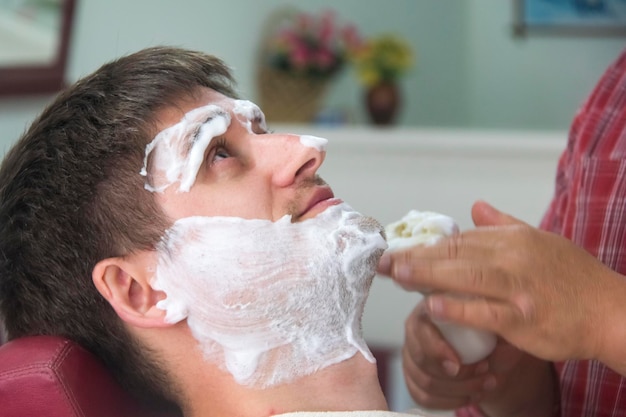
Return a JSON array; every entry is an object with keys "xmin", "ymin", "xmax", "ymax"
[
  {"xmin": 233, "ymin": 100, "xmax": 328, "ymax": 153},
  {"xmin": 141, "ymin": 104, "xmax": 231, "ymax": 192},
  {"xmin": 233, "ymin": 100, "xmax": 267, "ymax": 133},
  {"xmin": 151, "ymin": 202, "xmax": 387, "ymax": 387}
]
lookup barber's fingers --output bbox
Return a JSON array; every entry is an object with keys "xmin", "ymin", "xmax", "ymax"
[
  {"xmin": 377, "ymin": 202, "xmax": 528, "ymax": 278},
  {"xmin": 423, "ymin": 293, "xmax": 531, "ymax": 344},
  {"xmin": 471, "ymin": 200, "xmax": 527, "ymax": 228},
  {"xmin": 379, "ymin": 223, "xmax": 531, "ymax": 277},
  {"xmin": 403, "ymin": 353, "xmax": 490, "ymax": 409},
  {"xmin": 377, "ymin": 205, "xmax": 491, "ymax": 277},
  {"xmin": 483, "ymin": 340, "xmax": 525, "ymax": 374},
  {"xmin": 388, "ymin": 257, "xmax": 519, "ymax": 300},
  {"xmin": 402, "ymin": 303, "xmax": 494, "ymax": 409},
  {"xmin": 404, "ymin": 303, "xmax": 482, "ymax": 379}
]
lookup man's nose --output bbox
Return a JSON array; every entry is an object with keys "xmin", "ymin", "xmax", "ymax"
[{"xmin": 255, "ymin": 134, "xmax": 326, "ymax": 187}]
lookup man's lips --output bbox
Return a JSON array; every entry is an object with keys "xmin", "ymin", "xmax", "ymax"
[{"xmin": 299, "ymin": 187, "xmax": 342, "ymax": 219}]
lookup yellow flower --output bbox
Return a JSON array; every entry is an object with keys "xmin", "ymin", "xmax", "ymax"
[{"xmin": 349, "ymin": 34, "xmax": 413, "ymax": 87}]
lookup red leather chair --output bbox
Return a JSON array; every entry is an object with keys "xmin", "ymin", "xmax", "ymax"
[{"xmin": 0, "ymin": 335, "xmax": 183, "ymax": 417}]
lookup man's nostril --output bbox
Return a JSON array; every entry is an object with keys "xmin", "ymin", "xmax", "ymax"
[{"xmin": 295, "ymin": 158, "xmax": 316, "ymax": 177}]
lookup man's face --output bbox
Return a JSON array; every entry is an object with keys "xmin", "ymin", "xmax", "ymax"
[
  {"xmin": 142, "ymin": 87, "xmax": 386, "ymax": 388},
  {"xmin": 147, "ymin": 88, "xmax": 335, "ymax": 224}
]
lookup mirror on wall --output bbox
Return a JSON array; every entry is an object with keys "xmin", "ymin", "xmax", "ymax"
[{"xmin": 0, "ymin": 0, "xmax": 76, "ymax": 96}]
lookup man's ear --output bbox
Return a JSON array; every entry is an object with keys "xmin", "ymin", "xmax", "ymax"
[{"xmin": 92, "ymin": 254, "xmax": 171, "ymax": 328}]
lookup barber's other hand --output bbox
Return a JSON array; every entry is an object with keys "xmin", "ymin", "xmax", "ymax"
[
  {"xmin": 401, "ymin": 301, "xmax": 508, "ymax": 409},
  {"xmin": 404, "ymin": 300, "xmax": 557, "ymax": 416},
  {"xmin": 378, "ymin": 201, "xmax": 626, "ymax": 365}
]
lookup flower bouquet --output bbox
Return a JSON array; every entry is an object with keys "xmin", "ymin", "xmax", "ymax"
[{"xmin": 257, "ymin": 8, "xmax": 358, "ymax": 123}]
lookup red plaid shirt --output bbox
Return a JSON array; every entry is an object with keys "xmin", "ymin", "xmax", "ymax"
[{"xmin": 457, "ymin": 48, "xmax": 626, "ymax": 417}]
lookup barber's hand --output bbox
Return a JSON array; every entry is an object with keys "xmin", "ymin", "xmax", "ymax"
[
  {"xmin": 403, "ymin": 300, "xmax": 557, "ymax": 416},
  {"xmin": 378, "ymin": 201, "xmax": 626, "ymax": 365},
  {"xmin": 401, "ymin": 301, "xmax": 510, "ymax": 409}
]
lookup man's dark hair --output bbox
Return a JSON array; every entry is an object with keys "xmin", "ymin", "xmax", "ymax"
[{"xmin": 0, "ymin": 46, "xmax": 237, "ymax": 406}]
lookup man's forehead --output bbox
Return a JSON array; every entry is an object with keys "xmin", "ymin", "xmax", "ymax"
[
  {"xmin": 155, "ymin": 89, "xmax": 233, "ymax": 128},
  {"xmin": 155, "ymin": 92, "xmax": 263, "ymax": 135}
]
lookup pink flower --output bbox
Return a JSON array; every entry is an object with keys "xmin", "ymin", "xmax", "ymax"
[
  {"xmin": 290, "ymin": 43, "xmax": 310, "ymax": 70},
  {"xmin": 296, "ymin": 13, "xmax": 313, "ymax": 32},
  {"xmin": 318, "ymin": 10, "xmax": 335, "ymax": 45},
  {"xmin": 315, "ymin": 48, "xmax": 335, "ymax": 70},
  {"xmin": 341, "ymin": 24, "xmax": 364, "ymax": 51},
  {"xmin": 266, "ymin": 8, "xmax": 360, "ymax": 77}
]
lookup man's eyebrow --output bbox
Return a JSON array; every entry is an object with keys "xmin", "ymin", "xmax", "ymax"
[
  {"xmin": 249, "ymin": 108, "xmax": 267, "ymax": 131},
  {"xmin": 186, "ymin": 117, "xmax": 211, "ymax": 154},
  {"xmin": 184, "ymin": 108, "xmax": 228, "ymax": 154}
]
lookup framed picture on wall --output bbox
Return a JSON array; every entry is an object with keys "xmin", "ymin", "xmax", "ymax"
[
  {"xmin": 0, "ymin": 0, "xmax": 77, "ymax": 96},
  {"xmin": 514, "ymin": 0, "xmax": 626, "ymax": 36}
]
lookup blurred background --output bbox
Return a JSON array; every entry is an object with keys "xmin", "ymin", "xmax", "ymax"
[
  {"xmin": 1, "ymin": 0, "xmax": 625, "ymax": 412},
  {"xmin": 1, "ymin": 0, "xmax": 624, "ymax": 142}
]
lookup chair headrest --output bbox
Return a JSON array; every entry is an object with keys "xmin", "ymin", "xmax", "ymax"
[{"xmin": 0, "ymin": 335, "xmax": 182, "ymax": 417}]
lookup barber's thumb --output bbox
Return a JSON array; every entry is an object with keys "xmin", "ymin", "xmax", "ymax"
[
  {"xmin": 471, "ymin": 200, "xmax": 525, "ymax": 227},
  {"xmin": 377, "ymin": 252, "xmax": 391, "ymax": 276}
]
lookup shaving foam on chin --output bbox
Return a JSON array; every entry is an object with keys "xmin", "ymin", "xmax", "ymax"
[
  {"xmin": 151, "ymin": 202, "xmax": 387, "ymax": 388},
  {"xmin": 385, "ymin": 210, "xmax": 497, "ymax": 364}
]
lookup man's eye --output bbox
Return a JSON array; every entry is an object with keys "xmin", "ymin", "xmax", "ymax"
[
  {"xmin": 213, "ymin": 147, "xmax": 230, "ymax": 161},
  {"xmin": 208, "ymin": 138, "xmax": 231, "ymax": 165},
  {"xmin": 254, "ymin": 128, "xmax": 274, "ymax": 135}
]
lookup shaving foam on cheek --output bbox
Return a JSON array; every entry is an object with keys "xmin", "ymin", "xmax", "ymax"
[
  {"xmin": 385, "ymin": 211, "xmax": 497, "ymax": 364},
  {"xmin": 151, "ymin": 203, "xmax": 387, "ymax": 388},
  {"xmin": 141, "ymin": 104, "xmax": 231, "ymax": 193}
]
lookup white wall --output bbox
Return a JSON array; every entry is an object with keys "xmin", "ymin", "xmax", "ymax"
[
  {"xmin": 0, "ymin": 0, "xmax": 468, "ymax": 150},
  {"xmin": 466, "ymin": 0, "xmax": 626, "ymax": 130}
]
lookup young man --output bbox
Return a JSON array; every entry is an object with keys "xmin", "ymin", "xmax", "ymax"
[{"xmin": 0, "ymin": 47, "xmax": 428, "ymax": 416}]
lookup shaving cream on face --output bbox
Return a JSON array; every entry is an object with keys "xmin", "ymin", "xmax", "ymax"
[
  {"xmin": 385, "ymin": 210, "xmax": 497, "ymax": 364},
  {"xmin": 142, "ymin": 99, "xmax": 384, "ymax": 387},
  {"xmin": 141, "ymin": 104, "xmax": 231, "ymax": 193},
  {"xmin": 232, "ymin": 100, "xmax": 328, "ymax": 153},
  {"xmin": 231, "ymin": 99, "xmax": 328, "ymax": 153},
  {"xmin": 142, "ymin": 100, "xmax": 329, "ymax": 194},
  {"xmin": 300, "ymin": 135, "xmax": 328, "ymax": 152},
  {"xmin": 151, "ymin": 202, "xmax": 387, "ymax": 388},
  {"xmin": 233, "ymin": 100, "xmax": 268, "ymax": 134}
]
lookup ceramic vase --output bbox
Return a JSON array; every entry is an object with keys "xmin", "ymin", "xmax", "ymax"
[{"xmin": 365, "ymin": 81, "xmax": 400, "ymax": 125}]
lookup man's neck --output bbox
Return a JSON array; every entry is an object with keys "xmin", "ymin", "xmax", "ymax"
[{"xmin": 181, "ymin": 354, "xmax": 388, "ymax": 417}]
